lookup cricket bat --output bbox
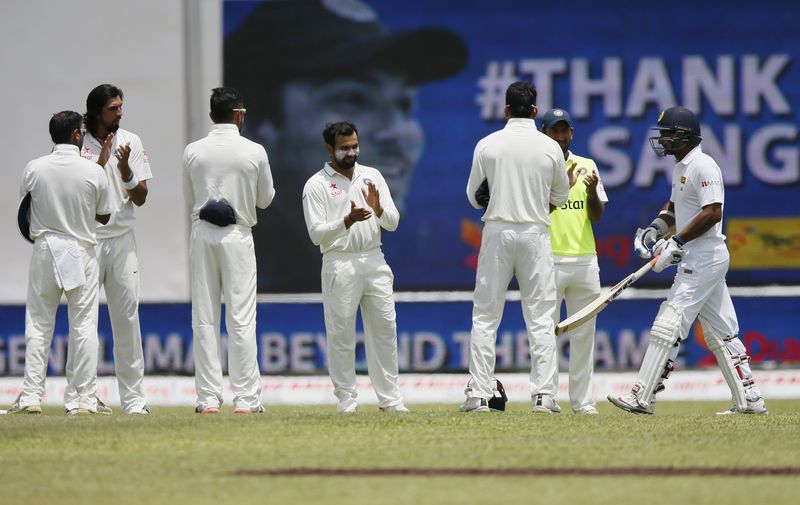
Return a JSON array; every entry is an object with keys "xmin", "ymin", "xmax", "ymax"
[{"xmin": 555, "ymin": 255, "xmax": 659, "ymax": 336}]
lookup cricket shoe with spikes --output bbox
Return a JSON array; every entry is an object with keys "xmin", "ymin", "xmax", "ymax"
[
  {"xmin": 716, "ymin": 397, "xmax": 768, "ymax": 415},
  {"xmin": 608, "ymin": 391, "xmax": 653, "ymax": 415},
  {"xmin": 460, "ymin": 397, "xmax": 490, "ymax": 413}
]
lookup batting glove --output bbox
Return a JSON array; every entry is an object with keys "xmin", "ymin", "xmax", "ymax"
[
  {"xmin": 633, "ymin": 226, "xmax": 660, "ymax": 259},
  {"xmin": 652, "ymin": 236, "xmax": 684, "ymax": 273}
]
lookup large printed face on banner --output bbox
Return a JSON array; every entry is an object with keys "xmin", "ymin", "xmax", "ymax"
[{"xmin": 224, "ymin": 0, "xmax": 800, "ymax": 292}]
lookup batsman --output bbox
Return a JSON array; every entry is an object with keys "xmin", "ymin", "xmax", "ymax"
[{"xmin": 609, "ymin": 106, "xmax": 767, "ymax": 415}]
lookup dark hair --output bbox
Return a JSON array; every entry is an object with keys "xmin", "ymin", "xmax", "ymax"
[
  {"xmin": 210, "ymin": 86, "xmax": 244, "ymax": 123},
  {"xmin": 85, "ymin": 84, "xmax": 123, "ymax": 134},
  {"xmin": 49, "ymin": 111, "xmax": 83, "ymax": 144},
  {"xmin": 506, "ymin": 81, "xmax": 537, "ymax": 118},
  {"xmin": 322, "ymin": 121, "xmax": 358, "ymax": 146}
]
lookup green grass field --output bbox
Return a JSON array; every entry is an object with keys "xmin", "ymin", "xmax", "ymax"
[{"xmin": 2, "ymin": 401, "xmax": 799, "ymax": 505}]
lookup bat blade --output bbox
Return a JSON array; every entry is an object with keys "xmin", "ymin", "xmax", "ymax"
[{"xmin": 554, "ymin": 256, "xmax": 658, "ymax": 336}]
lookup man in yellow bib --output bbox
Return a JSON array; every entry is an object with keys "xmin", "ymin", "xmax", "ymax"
[{"xmin": 542, "ymin": 108, "xmax": 608, "ymax": 414}]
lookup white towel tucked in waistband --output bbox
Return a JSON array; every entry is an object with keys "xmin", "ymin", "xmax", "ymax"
[{"xmin": 44, "ymin": 233, "xmax": 87, "ymax": 291}]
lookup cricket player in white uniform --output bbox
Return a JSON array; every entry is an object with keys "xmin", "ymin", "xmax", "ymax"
[
  {"xmin": 609, "ymin": 106, "xmax": 767, "ymax": 415},
  {"xmin": 463, "ymin": 82, "xmax": 570, "ymax": 413},
  {"xmin": 542, "ymin": 108, "xmax": 608, "ymax": 415},
  {"xmin": 302, "ymin": 121, "xmax": 408, "ymax": 414},
  {"xmin": 8, "ymin": 111, "xmax": 112, "ymax": 415},
  {"xmin": 183, "ymin": 87, "xmax": 274, "ymax": 414},
  {"xmin": 63, "ymin": 84, "xmax": 153, "ymax": 415}
]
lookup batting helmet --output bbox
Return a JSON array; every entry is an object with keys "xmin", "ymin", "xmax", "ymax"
[
  {"xmin": 649, "ymin": 106, "xmax": 702, "ymax": 157},
  {"xmin": 464, "ymin": 377, "xmax": 508, "ymax": 412}
]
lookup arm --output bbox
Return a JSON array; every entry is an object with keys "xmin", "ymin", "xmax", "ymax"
[
  {"xmin": 633, "ymin": 201, "xmax": 674, "ymax": 258},
  {"xmin": 115, "ymin": 143, "xmax": 148, "ymax": 206},
  {"xmin": 21, "ymin": 164, "xmax": 32, "ymax": 198},
  {"xmin": 584, "ymin": 167, "xmax": 605, "ymax": 222},
  {"xmin": 675, "ymin": 203, "xmax": 722, "ymax": 243},
  {"xmin": 364, "ymin": 178, "xmax": 399, "ymax": 232},
  {"xmin": 182, "ymin": 148, "xmax": 195, "ymax": 216},
  {"xmin": 256, "ymin": 148, "xmax": 275, "ymax": 209},
  {"xmin": 549, "ymin": 154, "xmax": 570, "ymax": 210},
  {"xmin": 302, "ymin": 183, "xmax": 351, "ymax": 246},
  {"xmin": 95, "ymin": 166, "xmax": 114, "ymax": 226},
  {"xmin": 466, "ymin": 144, "xmax": 485, "ymax": 210}
]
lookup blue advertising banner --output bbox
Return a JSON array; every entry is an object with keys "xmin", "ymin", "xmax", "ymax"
[
  {"xmin": 222, "ymin": 0, "xmax": 800, "ymax": 292},
  {"xmin": 1, "ymin": 298, "xmax": 797, "ymax": 376}
]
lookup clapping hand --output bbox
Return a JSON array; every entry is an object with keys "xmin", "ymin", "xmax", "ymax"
[
  {"xmin": 97, "ymin": 133, "xmax": 114, "ymax": 167},
  {"xmin": 362, "ymin": 182, "xmax": 383, "ymax": 217},
  {"xmin": 345, "ymin": 200, "xmax": 372, "ymax": 228}
]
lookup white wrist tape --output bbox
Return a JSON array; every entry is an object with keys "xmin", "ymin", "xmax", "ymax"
[{"xmin": 123, "ymin": 174, "xmax": 139, "ymax": 191}]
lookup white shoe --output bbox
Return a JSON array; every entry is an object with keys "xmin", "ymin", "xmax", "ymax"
[
  {"xmin": 379, "ymin": 404, "xmax": 410, "ymax": 413},
  {"xmin": 575, "ymin": 405, "xmax": 598, "ymax": 415},
  {"xmin": 460, "ymin": 397, "xmax": 490, "ymax": 412},
  {"xmin": 234, "ymin": 405, "xmax": 265, "ymax": 414},
  {"xmin": 716, "ymin": 397, "xmax": 768, "ymax": 415},
  {"xmin": 531, "ymin": 394, "xmax": 561, "ymax": 413},
  {"xmin": 7, "ymin": 394, "xmax": 42, "ymax": 415},
  {"xmin": 336, "ymin": 398, "xmax": 358, "ymax": 413},
  {"xmin": 608, "ymin": 392, "xmax": 653, "ymax": 415},
  {"xmin": 127, "ymin": 406, "xmax": 151, "ymax": 415},
  {"xmin": 95, "ymin": 397, "xmax": 113, "ymax": 416}
]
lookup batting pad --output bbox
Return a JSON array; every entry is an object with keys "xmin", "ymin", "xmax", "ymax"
[
  {"xmin": 635, "ymin": 302, "xmax": 682, "ymax": 407},
  {"xmin": 704, "ymin": 330, "xmax": 748, "ymax": 410}
]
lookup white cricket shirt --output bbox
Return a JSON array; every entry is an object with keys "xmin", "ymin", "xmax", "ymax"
[
  {"xmin": 21, "ymin": 144, "xmax": 113, "ymax": 246},
  {"xmin": 670, "ymin": 145, "xmax": 726, "ymax": 252},
  {"xmin": 183, "ymin": 124, "xmax": 275, "ymax": 227},
  {"xmin": 302, "ymin": 162, "xmax": 399, "ymax": 254},
  {"xmin": 80, "ymin": 127, "xmax": 152, "ymax": 239},
  {"xmin": 467, "ymin": 118, "xmax": 570, "ymax": 225}
]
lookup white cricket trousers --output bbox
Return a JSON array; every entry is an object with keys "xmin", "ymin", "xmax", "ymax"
[
  {"xmin": 661, "ymin": 243, "xmax": 762, "ymax": 400},
  {"xmin": 191, "ymin": 222, "xmax": 261, "ymax": 409},
  {"xmin": 321, "ymin": 249, "xmax": 403, "ymax": 408},
  {"xmin": 551, "ymin": 257, "xmax": 601, "ymax": 412},
  {"xmin": 469, "ymin": 221, "xmax": 558, "ymax": 400},
  {"xmin": 20, "ymin": 239, "xmax": 100, "ymax": 411},
  {"xmin": 64, "ymin": 231, "xmax": 147, "ymax": 413}
]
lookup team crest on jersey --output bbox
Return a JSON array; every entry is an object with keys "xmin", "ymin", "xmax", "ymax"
[
  {"xmin": 577, "ymin": 167, "xmax": 587, "ymax": 176},
  {"xmin": 363, "ymin": 178, "xmax": 372, "ymax": 186},
  {"xmin": 329, "ymin": 183, "xmax": 344, "ymax": 197},
  {"xmin": 680, "ymin": 176, "xmax": 686, "ymax": 184}
]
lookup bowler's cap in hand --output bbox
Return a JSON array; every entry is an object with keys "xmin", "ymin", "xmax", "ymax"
[
  {"xmin": 17, "ymin": 192, "xmax": 33, "ymax": 244},
  {"xmin": 199, "ymin": 200, "xmax": 236, "ymax": 227}
]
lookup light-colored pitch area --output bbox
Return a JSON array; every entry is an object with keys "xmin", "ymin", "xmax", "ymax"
[{"xmin": 1, "ymin": 401, "xmax": 799, "ymax": 505}]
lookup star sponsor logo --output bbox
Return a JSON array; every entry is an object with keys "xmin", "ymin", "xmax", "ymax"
[
  {"xmin": 329, "ymin": 183, "xmax": 344, "ymax": 197},
  {"xmin": 81, "ymin": 146, "xmax": 93, "ymax": 160}
]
